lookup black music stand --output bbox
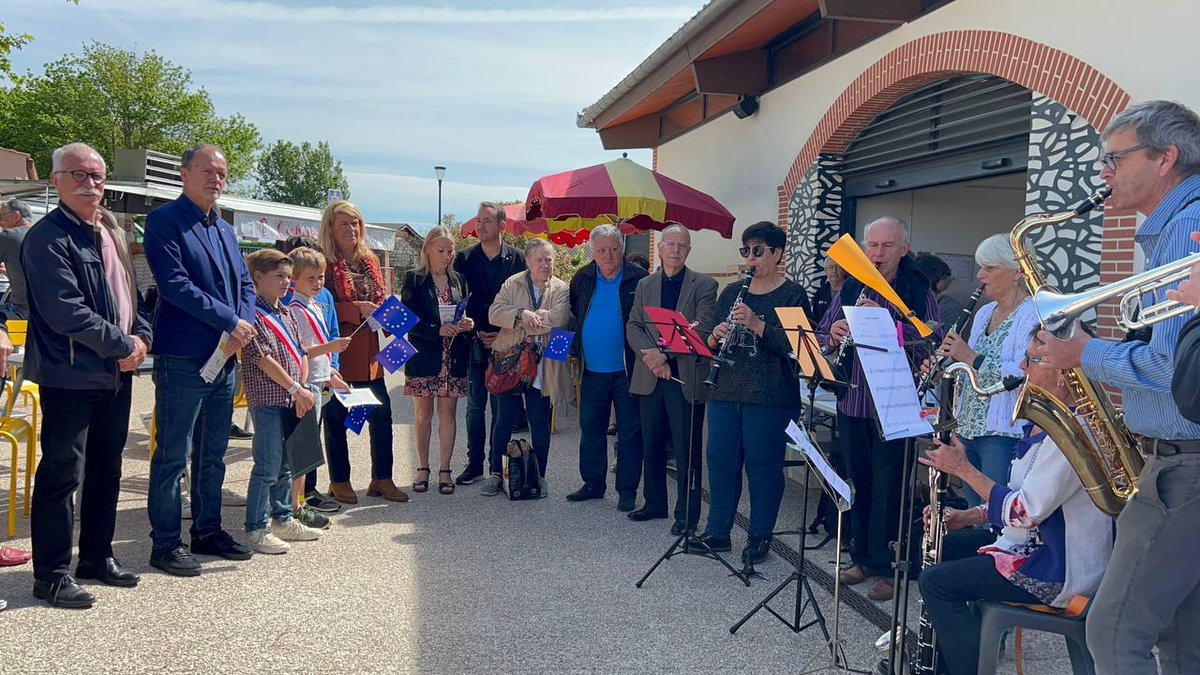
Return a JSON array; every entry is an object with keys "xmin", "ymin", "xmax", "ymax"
[
  {"xmin": 730, "ymin": 319, "xmax": 849, "ymax": 639},
  {"xmin": 636, "ymin": 309, "xmax": 750, "ymax": 588}
]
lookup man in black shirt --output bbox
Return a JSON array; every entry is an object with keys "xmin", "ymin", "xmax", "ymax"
[{"xmin": 453, "ymin": 203, "xmax": 527, "ymax": 485}]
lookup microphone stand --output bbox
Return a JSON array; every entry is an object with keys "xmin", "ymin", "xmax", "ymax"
[{"xmin": 636, "ymin": 316, "xmax": 750, "ymax": 588}]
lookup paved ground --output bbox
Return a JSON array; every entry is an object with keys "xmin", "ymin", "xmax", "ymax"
[{"xmin": 0, "ymin": 374, "xmax": 1078, "ymax": 674}]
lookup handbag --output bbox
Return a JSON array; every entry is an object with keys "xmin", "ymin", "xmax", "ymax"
[
  {"xmin": 484, "ymin": 273, "xmax": 546, "ymax": 396},
  {"xmin": 504, "ymin": 439, "xmax": 543, "ymax": 500}
]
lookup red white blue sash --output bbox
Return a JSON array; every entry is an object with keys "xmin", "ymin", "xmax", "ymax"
[
  {"xmin": 256, "ymin": 307, "xmax": 303, "ymax": 369},
  {"xmin": 288, "ymin": 300, "xmax": 330, "ymax": 344}
]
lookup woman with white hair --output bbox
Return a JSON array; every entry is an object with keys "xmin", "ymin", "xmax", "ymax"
[
  {"xmin": 931, "ymin": 233, "xmax": 1039, "ymax": 505},
  {"xmin": 400, "ymin": 226, "xmax": 474, "ymax": 495}
]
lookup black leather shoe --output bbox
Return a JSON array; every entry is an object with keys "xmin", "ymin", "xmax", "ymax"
[
  {"xmin": 742, "ymin": 537, "xmax": 771, "ymax": 565},
  {"xmin": 75, "ymin": 557, "xmax": 140, "ymax": 587},
  {"xmin": 565, "ymin": 485, "xmax": 603, "ymax": 502},
  {"xmin": 671, "ymin": 521, "xmax": 697, "ymax": 536},
  {"xmin": 685, "ymin": 534, "xmax": 731, "ymax": 554},
  {"xmin": 455, "ymin": 465, "xmax": 484, "ymax": 486},
  {"xmin": 617, "ymin": 495, "xmax": 637, "ymax": 512},
  {"xmin": 229, "ymin": 424, "xmax": 253, "ymax": 439},
  {"xmin": 150, "ymin": 546, "xmax": 202, "ymax": 577},
  {"xmin": 191, "ymin": 531, "xmax": 253, "ymax": 561},
  {"xmin": 33, "ymin": 575, "xmax": 95, "ymax": 609},
  {"xmin": 627, "ymin": 508, "xmax": 667, "ymax": 522}
]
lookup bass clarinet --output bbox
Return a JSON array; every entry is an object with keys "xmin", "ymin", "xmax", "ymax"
[{"xmin": 703, "ymin": 271, "xmax": 753, "ymax": 389}]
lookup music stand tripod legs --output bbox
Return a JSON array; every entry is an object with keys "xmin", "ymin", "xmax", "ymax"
[{"xmin": 636, "ymin": 316, "xmax": 749, "ymax": 588}]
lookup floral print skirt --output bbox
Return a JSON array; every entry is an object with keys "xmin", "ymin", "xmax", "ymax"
[{"xmin": 405, "ymin": 337, "xmax": 467, "ymax": 398}]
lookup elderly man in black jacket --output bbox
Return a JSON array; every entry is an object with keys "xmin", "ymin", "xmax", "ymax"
[
  {"xmin": 22, "ymin": 143, "xmax": 152, "ymax": 609},
  {"xmin": 566, "ymin": 224, "xmax": 647, "ymax": 510}
]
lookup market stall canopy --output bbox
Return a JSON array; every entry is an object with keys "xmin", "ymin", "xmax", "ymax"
[{"xmin": 520, "ymin": 156, "xmax": 734, "ymax": 246}]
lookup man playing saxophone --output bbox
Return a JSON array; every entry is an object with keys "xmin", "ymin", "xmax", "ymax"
[
  {"xmin": 1032, "ymin": 100, "xmax": 1200, "ymax": 674},
  {"xmin": 918, "ymin": 328, "xmax": 1114, "ymax": 675}
]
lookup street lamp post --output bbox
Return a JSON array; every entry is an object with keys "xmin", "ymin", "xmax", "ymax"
[{"xmin": 434, "ymin": 165, "xmax": 446, "ymax": 227}]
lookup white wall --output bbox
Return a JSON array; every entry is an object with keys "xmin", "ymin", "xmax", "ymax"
[{"xmin": 654, "ymin": 0, "xmax": 1200, "ymax": 274}]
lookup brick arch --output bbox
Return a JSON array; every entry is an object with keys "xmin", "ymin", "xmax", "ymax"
[{"xmin": 780, "ymin": 30, "xmax": 1131, "ymax": 199}]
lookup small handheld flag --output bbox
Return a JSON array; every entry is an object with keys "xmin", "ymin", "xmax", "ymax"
[
  {"xmin": 345, "ymin": 405, "xmax": 370, "ymax": 434},
  {"xmin": 370, "ymin": 295, "xmax": 419, "ymax": 335},
  {"xmin": 543, "ymin": 328, "xmax": 574, "ymax": 362},
  {"xmin": 375, "ymin": 336, "xmax": 417, "ymax": 373},
  {"xmin": 453, "ymin": 294, "xmax": 471, "ymax": 323}
]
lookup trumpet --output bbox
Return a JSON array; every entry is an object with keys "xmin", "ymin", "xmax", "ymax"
[{"xmin": 1035, "ymin": 251, "xmax": 1200, "ymax": 338}]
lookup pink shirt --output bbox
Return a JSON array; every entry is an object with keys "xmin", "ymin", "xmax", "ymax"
[{"xmin": 97, "ymin": 226, "xmax": 133, "ymax": 335}]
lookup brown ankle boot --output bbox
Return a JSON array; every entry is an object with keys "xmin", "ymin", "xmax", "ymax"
[
  {"xmin": 367, "ymin": 479, "xmax": 410, "ymax": 503},
  {"xmin": 328, "ymin": 482, "xmax": 359, "ymax": 504}
]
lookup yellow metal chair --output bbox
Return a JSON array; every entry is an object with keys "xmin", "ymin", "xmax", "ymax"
[
  {"xmin": 4, "ymin": 320, "xmax": 39, "ymax": 516},
  {"xmin": 0, "ymin": 385, "xmax": 35, "ymax": 538}
]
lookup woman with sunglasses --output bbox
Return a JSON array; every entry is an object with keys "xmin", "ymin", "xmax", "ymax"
[
  {"xmin": 692, "ymin": 221, "xmax": 811, "ymax": 566},
  {"xmin": 916, "ymin": 326, "xmax": 1113, "ymax": 674}
]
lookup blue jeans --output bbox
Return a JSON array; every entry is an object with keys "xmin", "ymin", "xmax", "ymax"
[
  {"xmin": 579, "ymin": 370, "xmax": 642, "ymax": 498},
  {"xmin": 490, "ymin": 388, "xmax": 551, "ymax": 477},
  {"xmin": 702, "ymin": 401, "xmax": 795, "ymax": 539},
  {"xmin": 465, "ymin": 355, "xmax": 500, "ymax": 472},
  {"xmin": 961, "ymin": 435, "xmax": 1018, "ymax": 506},
  {"xmin": 245, "ymin": 406, "xmax": 298, "ymax": 533},
  {"xmin": 148, "ymin": 355, "xmax": 237, "ymax": 551}
]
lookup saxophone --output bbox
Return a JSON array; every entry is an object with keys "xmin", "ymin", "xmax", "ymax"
[
  {"xmin": 912, "ymin": 363, "xmax": 1024, "ymax": 675},
  {"xmin": 1011, "ymin": 188, "xmax": 1144, "ymax": 517}
]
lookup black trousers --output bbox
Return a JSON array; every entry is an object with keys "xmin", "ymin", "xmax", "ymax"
[
  {"xmin": 918, "ymin": 529, "xmax": 1040, "ymax": 675},
  {"xmin": 838, "ymin": 411, "xmax": 905, "ymax": 573},
  {"xmin": 322, "ymin": 378, "xmax": 393, "ymax": 483},
  {"xmin": 639, "ymin": 380, "xmax": 703, "ymax": 527},
  {"xmin": 31, "ymin": 374, "xmax": 133, "ymax": 580}
]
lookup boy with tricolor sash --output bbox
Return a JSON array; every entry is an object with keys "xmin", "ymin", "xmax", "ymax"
[
  {"xmin": 285, "ymin": 246, "xmax": 351, "ymax": 527},
  {"xmin": 240, "ymin": 249, "xmax": 324, "ymax": 554}
]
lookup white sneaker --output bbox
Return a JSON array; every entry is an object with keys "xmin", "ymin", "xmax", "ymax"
[
  {"xmin": 221, "ymin": 488, "xmax": 247, "ymax": 507},
  {"xmin": 538, "ymin": 476, "xmax": 548, "ymax": 499},
  {"xmin": 271, "ymin": 518, "xmax": 323, "ymax": 542},
  {"xmin": 181, "ymin": 494, "xmax": 192, "ymax": 520},
  {"xmin": 480, "ymin": 474, "xmax": 502, "ymax": 497},
  {"xmin": 247, "ymin": 529, "xmax": 290, "ymax": 554}
]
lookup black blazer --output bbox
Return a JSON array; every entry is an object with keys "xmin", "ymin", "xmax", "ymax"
[{"xmin": 399, "ymin": 269, "xmax": 470, "ymax": 379}]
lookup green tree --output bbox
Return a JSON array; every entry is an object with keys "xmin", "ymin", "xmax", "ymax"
[
  {"xmin": 0, "ymin": 41, "xmax": 262, "ymax": 181},
  {"xmin": 253, "ymin": 139, "xmax": 350, "ymax": 208}
]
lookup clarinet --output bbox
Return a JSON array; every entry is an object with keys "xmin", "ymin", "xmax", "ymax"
[
  {"xmin": 916, "ymin": 284, "xmax": 986, "ymax": 399},
  {"xmin": 703, "ymin": 271, "xmax": 754, "ymax": 389},
  {"xmin": 827, "ymin": 288, "xmax": 867, "ymax": 377},
  {"xmin": 912, "ymin": 374, "xmax": 955, "ymax": 675}
]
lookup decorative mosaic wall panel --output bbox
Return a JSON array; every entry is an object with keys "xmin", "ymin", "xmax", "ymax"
[
  {"xmin": 785, "ymin": 154, "xmax": 843, "ymax": 294},
  {"xmin": 1022, "ymin": 95, "xmax": 1106, "ymax": 295}
]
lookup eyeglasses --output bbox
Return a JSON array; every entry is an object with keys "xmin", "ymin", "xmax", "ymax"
[
  {"xmin": 1100, "ymin": 143, "xmax": 1150, "ymax": 171},
  {"xmin": 1022, "ymin": 355, "xmax": 1045, "ymax": 367},
  {"xmin": 739, "ymin": 245, "xmax": 775, "ymax": 259},
  {"xmin": 53, "ymin": 169, "xmax": 108, "ymax": 184}
]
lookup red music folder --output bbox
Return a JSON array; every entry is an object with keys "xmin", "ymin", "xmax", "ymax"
[{"xmin": 643, "ymin": 306, "xmax": 715, "ymax": 359}]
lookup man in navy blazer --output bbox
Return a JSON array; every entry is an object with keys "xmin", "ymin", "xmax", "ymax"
[{"xmin": 143, "ymin": 143, "xmax": 257, "ymax": 576}]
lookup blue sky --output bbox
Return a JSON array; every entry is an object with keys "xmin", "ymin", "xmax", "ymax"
[{"xmin": 5, "ymin": 0, "xmax": 705, "ymax": 227}]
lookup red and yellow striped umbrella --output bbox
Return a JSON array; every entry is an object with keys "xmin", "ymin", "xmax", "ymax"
[{"xmin": 519, "ymin": 156, "xmax": 735, "ymax": 246}]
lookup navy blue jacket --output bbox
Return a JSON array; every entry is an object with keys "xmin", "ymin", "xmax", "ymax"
[
  {"xmin": 21, "ymin": 205, "xmax": 153, "ymax": 389},
  {"xmin": 143, "ymin": 196, "xmax": 256, "ymax": 360}
]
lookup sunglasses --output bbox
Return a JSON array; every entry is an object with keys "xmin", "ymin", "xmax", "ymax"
[
  {"xmin": 739, "ymin": 245, "xmax": 775, "ymax": 259},
  {"xmin": 1100, "ymin": 143, "xmax": 1149, "ymax": 171}
]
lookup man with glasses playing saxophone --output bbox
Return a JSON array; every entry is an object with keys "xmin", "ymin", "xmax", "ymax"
[{"xmin": 1033, "ymin": 100, "xmax": 1200, "ymax": 675}]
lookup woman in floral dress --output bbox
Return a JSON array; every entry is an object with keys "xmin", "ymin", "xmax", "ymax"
[{"xmin": 400, "ymin": 227, "xmax": 473, "ymax": 494}]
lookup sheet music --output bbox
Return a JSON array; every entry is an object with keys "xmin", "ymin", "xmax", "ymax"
[
  {"xmin": 200, "ymin": 332, "xmax": 232, "ymax": 383},
  {"xmin": 843, "ymin": 306, "xmax": 933, "ymax": 440},
  {"xmin": 785, "ymin": 420, "xmax": 851, "ymax": 509}
]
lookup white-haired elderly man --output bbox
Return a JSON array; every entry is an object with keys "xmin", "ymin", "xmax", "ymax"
[
  {"xmin": 23, "ymin": 143, "xmax": 152, "ymax": 608},
  {"xmin": 566, "ymin": 225, "xmax": 647, "ymax": 510},
  {"xmin": 1028, "ymin": 100, "xmax": 1200, "ymax": 675}
]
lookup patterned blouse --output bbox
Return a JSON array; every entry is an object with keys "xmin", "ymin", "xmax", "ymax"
[{"xmin": 957, "ymin": 306, "xmax": 1021, "ymax": 440}]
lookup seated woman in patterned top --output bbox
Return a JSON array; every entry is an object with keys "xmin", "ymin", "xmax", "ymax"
[{"xmin": 916, "ymin": 326, "xmax": 1114, "ymax": 675}]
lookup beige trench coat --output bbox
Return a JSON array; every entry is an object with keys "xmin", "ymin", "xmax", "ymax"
[{"xmin": 488, "ymin": 271, "xmax": 574, "ymax": 408}]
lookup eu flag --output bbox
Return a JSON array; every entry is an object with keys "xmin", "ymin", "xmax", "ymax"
[
  {"xmin": 375, "ymin": 336, "xmax": 417, "ymax": 373},
  {"xmin": 544, "ymin": 327, "xmax": 574, "ymax": 362},
  {"xmin": 453, "ymin": 294, "xmax": 471, "ymax": 323},
  {"xmin": 345, "ymin": 405, "xmax": 370, "ymax": 434},
  {"xmin": 370, "ymin": 295, "xmax": 419, "ymax": 335}
]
